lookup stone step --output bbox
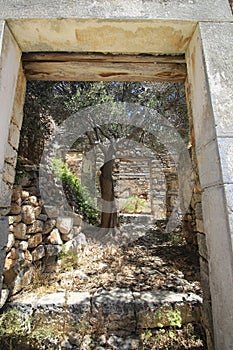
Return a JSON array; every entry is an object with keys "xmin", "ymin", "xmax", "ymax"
[
  {"xmin": 7, "ymin": 288, "xmax": 202, "ymax": 341},
  {"xmin": 119, "ymin": 214, "xmax": 155, "ymax": 225}
]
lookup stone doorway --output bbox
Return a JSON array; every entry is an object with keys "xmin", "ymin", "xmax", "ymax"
[{"xmin": 0, "ymin": 2, "xmax": 232, "ymax": 348}]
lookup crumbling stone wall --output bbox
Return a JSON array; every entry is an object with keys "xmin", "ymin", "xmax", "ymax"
[{"xmin": 3, "ymin": 163, "xmax": 83, "ymax": 298}]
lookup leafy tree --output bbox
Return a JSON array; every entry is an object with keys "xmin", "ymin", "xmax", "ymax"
[{"xmin": 21, "ymin": 81, "xmax": 188, "ymax": 232}]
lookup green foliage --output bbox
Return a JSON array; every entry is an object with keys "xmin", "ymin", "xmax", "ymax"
[
  {"xmin": 53, "ymin": 159, "xmax": 99, "ymax": 225},
  {"xmin": 0, "ymin": 309, "xmax": 30, "ymax": 338},
  {"xmin": 58, "ymin": 245, "xmax": 80, "ymax": 271},
  {"xmin": 122, "ymin": 195, "xmax": 147, "ymax": 213},
  {"xmin": 167, "ymin": 310, "xmax": 182, "ymax": 328}
]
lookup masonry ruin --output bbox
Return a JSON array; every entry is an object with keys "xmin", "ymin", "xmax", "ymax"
[{"xmin": 0, "ymin": 1, "xmax": 232, "ymax": 349}]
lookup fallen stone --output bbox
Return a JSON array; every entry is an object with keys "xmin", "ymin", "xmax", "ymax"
[
  {"xmin": 68, "ymin": 331, "xmax": 80, "ymax": 346},
  {"xmin": 61, "ymin": 339, "xmax": 72, "ymax": 349},
  {"xmin": 63, "ymin": 233, "xmax": 87, "ymax": 254},
  {"xmin": 74, "ymin": 270, "xmax": 88, "ymax": 280}
]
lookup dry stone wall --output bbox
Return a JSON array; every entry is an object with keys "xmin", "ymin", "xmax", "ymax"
[{"xmin": 3, "ymin": 166, "xmax": 83, "ymax": 297}]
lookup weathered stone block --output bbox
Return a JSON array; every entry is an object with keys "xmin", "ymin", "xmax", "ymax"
[
  {"xmin": 31, "ymin": 244, "xmax": 45, "ymax": 261},
  {"xmin": 18, "ymin": 240, "xmax": 28, "ymax": 251},
  {"xmin": 45, "ymin": 206, "xmax": 59, "ymax": 218},
  {"xmin": 2, "ymin": 0, "xmax": 232, "ymax": 20},
  {"xmin": 0, "ymin": 179, "xmax": 12, "ymax": 208},
  {"xmin": 27, "ymin": 220, "xmax": 44, "ymax": 234},
  {"xmin": 2, "ymin": 162, "xmax": 15, "ymax": 184},
  {"xmin": 5, "ymin": 143, "xmax": 17, "ymax": 167},
  {"xmin": 9, "ymin": 202, "xmax": 21, "ymax": 215},
  {"xmin": 8, "ymin": 122, "xmax": 20, "ymax": 150},
  {"xmin": 45, "ymin": 244, "xmax": 62, "ymax": 257},
  {"xmin": 133, "ymin": 290, "xmax": 202, "ymax": 329},
  {"xmin": 13, "ymin": 222, "xmax": 27, "ymax": 240},
  {"xmin": 217, "ymin": 138, "xmax": 233, "ymax": 184},
  {"xmin": 196, "ymin": 140, "xmax": 221, "ymax": 189},
  {"xmin": 21, "ymin": 205, "xmax": 36, "ymax": 224},
  {"xmin": 11, "ymin": 63, "xmax": 26, "ymax": 131},
  {"xmin": 11, "ymin": 266, "xmax": 34, "ymax": 295},
  {"xmin": 28, "ymin": 233, "xmax": 43, "ymax": 249},
  {"xmin": 6, "ymin": 233, "xmax": 15, "ymax": 252},
  {"xmin": 8, "ymin": 214, "xmax": 21, "ymax": 224},
  {"xmin": 56, "ymin": 217, "xmax": 73, "ymax": 234},
  {"xmin": 47, "ymin": 228, "xmax": 63, "ymax": 245},
  {"xmin": 73, "ymin": 213, "xmax": 82, "ymax": 227},
  {"xmin": 199, "ymin": 23, "xmax": 233, "ymax": 138},
  {"xmin": 21, "ymin": 190, "xmax": 29, "ymax": 200},
  {"xmin": 92, "ymin": 288, "xmax": 136, "ymax": 334},
  {"xmin": 43, "ymin": 218, "xmax": 56, "ymax": 234}
]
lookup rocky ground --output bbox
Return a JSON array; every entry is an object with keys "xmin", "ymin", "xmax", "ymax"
[{"xmin": 6, "ymin": 220, "xmax": 207, "ymax": 350}]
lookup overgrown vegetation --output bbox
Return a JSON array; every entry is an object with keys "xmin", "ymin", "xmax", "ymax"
[
  {"xmin": 122, "ymin": 195, "xmax": 147, "ymax": 214},
  {"xmin": 57, "ymin": 245, "xmax": 80, "ymax": 272},
  {"xmin": 53, "ymin": 159, "xmax": 99, "ymax": 225}
]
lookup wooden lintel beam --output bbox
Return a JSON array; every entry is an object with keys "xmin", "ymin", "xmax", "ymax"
[
  {"xmin": 23, "ymin": 61, "xmax": 186, "ymax": 82},
  {"xmin": 22, "ymin": 52, "xmax": 186, "ymax": 64}
]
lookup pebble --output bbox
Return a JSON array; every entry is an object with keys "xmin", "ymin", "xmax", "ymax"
[{"xmin": 61, "ymin": 339, "xmax": 72, "ymax": 349}]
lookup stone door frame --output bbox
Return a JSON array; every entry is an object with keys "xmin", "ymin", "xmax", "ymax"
[{"xmin": 0, "ymin": 2, "xmax": 232, "ymax": 348}]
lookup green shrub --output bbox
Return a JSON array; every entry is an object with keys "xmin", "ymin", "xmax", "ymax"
[
  {"xmin": 53, "ymin": 159, "xmax": 99, "ymax": 225},
  {"xmin": 122, "ymin": 195, "xmax": 147, "ymax": 213}
]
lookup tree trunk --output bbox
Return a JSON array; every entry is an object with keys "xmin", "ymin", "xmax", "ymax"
[{"xmin": 99, "ymin": 159, "xmax": 118, "ymax": 230}]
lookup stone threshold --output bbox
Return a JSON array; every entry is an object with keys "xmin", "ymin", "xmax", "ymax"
[{"xmin": 7, "ymin": 288, "xmax": 202, "ymax": 335}]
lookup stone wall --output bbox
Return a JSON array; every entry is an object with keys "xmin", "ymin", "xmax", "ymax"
[
  {"xmin": 2, "ymin": 165, "xmax": 83, "ymax": 298},
  {"xmin": 0, "ymin": 57, "xmax": 26, "ymax": 298},
  {"xmin": 65, "ymin": 151, "xmax": 179, "ymax": 220},
  {"xmin": 185, "ymin": 81, "xmax": 214, "ymax": 350}
]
